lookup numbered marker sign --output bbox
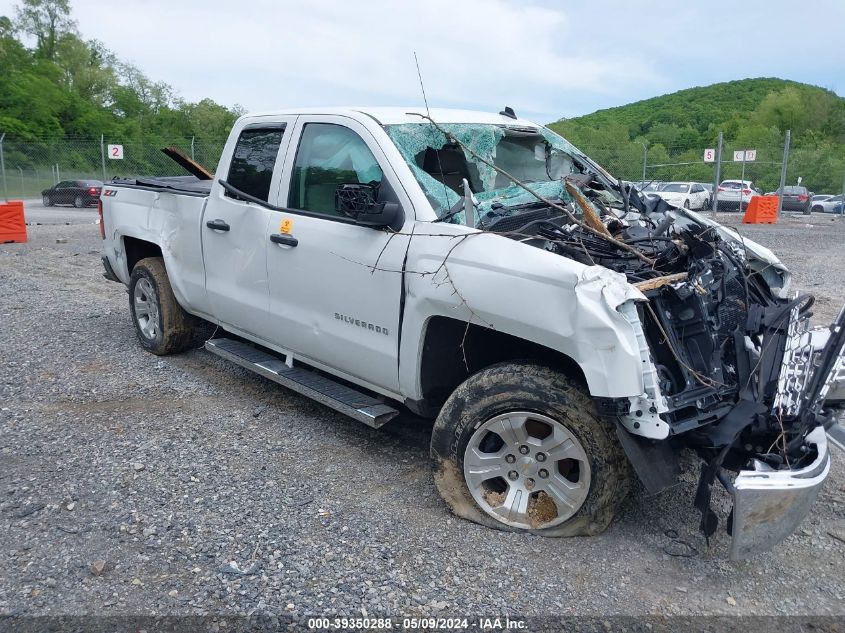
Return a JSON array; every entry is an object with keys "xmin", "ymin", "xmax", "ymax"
[
  {"xmin": 107, "ymin": 144, "xmax": 124, "ymax": 160},
  {"xmin": 733, "ymin": 149, "xmax": 756, "ymax": 162},
  {"xmin": 703, "ymin": 148, "xmax": 716, "ymax": 163}
]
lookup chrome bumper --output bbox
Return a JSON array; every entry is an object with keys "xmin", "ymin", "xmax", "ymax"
[{"xmin": 729, "ymin": 426, "xmax": 830, "ymax": 560}]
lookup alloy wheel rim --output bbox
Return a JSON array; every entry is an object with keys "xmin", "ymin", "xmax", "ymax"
[
  {"xmin": 133, "ymin": 278, "xmax": 160, "ymax": 340},
  {"xmin": 463, "ymin": 411, "xmax": 591, "ymax": 530}
]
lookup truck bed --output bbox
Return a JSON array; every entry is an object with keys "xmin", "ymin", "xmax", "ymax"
[{"xmin": 101, "ymin": 175, "xmax": 210, "ymax": 311}]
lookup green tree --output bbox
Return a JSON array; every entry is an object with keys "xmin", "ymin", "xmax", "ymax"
[
  {"xmin": 54, "ymin": 34, "xmax": 117, "ymax": 104},
  {"xmin": 14, "ymin": 0, "xmax": 75, "ymax": 60},
  {"xmin": 753, "ymin": 87, "xmax": 806, "ymax": 134}
]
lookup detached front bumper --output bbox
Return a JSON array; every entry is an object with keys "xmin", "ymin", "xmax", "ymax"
[
  {"xmin": 729, "ymin": 426, "xmax": 830, "ymax": 560},
  {"xmin": 727, "ymin": 307, "xmax": 845, "ymax": 560}
]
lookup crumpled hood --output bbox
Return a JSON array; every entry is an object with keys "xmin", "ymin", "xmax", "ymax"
[{"xmin": 671, "ymin": 206, "xmax": 792, "ymax": 297}]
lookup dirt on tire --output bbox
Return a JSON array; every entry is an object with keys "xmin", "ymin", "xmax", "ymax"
[
  {"xmin": 430, "ymin": 361, "xmax": 632, "ymax": 537},
  {"xmin": 129, "ymin": 257, "xmax": 203, "ymax": 355}
]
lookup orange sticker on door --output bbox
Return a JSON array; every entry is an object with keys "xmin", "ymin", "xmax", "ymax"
[{"xmin": 279, "ymin": 218, "xmax": 293, "ymax": 234}]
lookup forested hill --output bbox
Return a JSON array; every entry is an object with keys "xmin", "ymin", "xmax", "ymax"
[
  {"xmin": 0, "ymin": 1, "xmax": 241, "ymax": 143},
  {"xmin": 549, "ymin": 78, "xmax": 845, "ymax": 149},
  {"xmin": 548, "ymin": 79, "xmax": 845, "ymax": 192}
]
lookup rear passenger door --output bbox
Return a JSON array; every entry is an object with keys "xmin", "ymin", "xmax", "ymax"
[{"xmin": 202, "ymin": 118, "xmax": 297, "ymax": 339}]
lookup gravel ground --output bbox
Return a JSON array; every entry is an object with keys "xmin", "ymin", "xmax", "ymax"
[{"xmin": 1, "ymin": 205, "xmax": 844, "ymax": 619}]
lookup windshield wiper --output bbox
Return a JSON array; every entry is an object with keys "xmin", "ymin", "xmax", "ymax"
[
  {"xmin": 433, "ymin": 178, "xmax": 479, "ymax": 226},
  {"xmin": 433, "ymin": 200, "xmax": 466, "ymax": 224}
]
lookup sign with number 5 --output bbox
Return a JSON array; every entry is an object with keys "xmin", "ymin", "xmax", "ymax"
[
  {"xmin": 703, "ymin": 148, "xmax": 715, "ymax": 163},
  {"xmin": 107, "ymin": 144, "xmax": 124, "ymax": 160}
]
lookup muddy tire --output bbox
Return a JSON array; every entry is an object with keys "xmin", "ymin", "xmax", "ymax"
[
  {"xmin": 430, "ymin": 362, "xmax": 631, "ymax": 537},
  {"xmin": 129, "ymin": 257, "xmax": 200, "ymax": 355}
]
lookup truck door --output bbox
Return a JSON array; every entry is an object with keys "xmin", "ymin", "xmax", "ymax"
[
  {"xmin": 202, "ymin": 118, "xmax": 296, "ymax": 339},
  {"xmin": 265, "ymin": 116, "xmax": 413, "ymax": 392}
]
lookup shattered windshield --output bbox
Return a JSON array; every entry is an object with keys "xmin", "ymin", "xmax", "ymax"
[{"xmin": 384, "ymin": 122, "xmax": 600, "ymax": 222}]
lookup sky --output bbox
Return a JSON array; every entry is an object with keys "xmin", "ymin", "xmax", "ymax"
[{"xmin": 2, "ymin": 0, "xmax": 844, "ymax": 123}]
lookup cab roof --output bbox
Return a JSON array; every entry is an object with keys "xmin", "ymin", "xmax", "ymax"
[{"xmin": 243, "ymin": 106, "xmax": 540, "ymax": 128}]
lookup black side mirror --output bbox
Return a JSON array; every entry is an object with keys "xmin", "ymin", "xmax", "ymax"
[
  {"xmin": 335, "ymin": 183, "xmax": 400, "ymax": 228},
  {"xmin": 336, "ymin": 183, "xmax": 378, "ymax": 217}
]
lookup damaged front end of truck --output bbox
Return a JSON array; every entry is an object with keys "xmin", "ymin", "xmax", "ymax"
[{"xmin": 388, "ymin": 115, "xmax": 843, "ymax": 558}]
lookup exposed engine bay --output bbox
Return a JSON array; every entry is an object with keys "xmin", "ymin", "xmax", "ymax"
[{"xmin": 494, "ymin": 187, "xmax": 814, "ymax": 442}]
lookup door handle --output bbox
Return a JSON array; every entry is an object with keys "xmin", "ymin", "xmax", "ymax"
[
  {"xmin": 270, "ymin": 233, "xmax": 298, "ymax": 247},
  {"xmin": 206, "ymin": 219, "xmax": 230, "ymax": 231}
]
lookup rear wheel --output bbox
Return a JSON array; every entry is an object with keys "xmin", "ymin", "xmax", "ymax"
[
  {"xmin": 683, "ymin": 199, "xmax": 690, "ymax": 209},
  {"xmin": 129, "ymin": 257, "xmax": 202, "ymax": 355},
  {"xmin": 431, "ymin": 362, "xmax": 631, "ymax": 536},
  {"xmin": 73, "ymin": 195, "xmax": 84, "ymax": 208}
]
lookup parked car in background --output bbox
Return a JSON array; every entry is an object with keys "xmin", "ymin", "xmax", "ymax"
[
  {"xmin": 41, "ymin": 180, "xmax": 103, "ymax": 208},
  {"xmin": 769, "ymin": 185, "xmax": 811, "ymax": 214},
  {"xmin": 716, "ymin": 179, "xmax": 758, "ymax": 210},
  {"xmin": 654, "ymin": 181, "xmax": 710, "ymax": 210},
  {"xmin": 811, "ymin": 194, "xmax": 833, "ymax": 206},
  {"xmin": 812, "ymin": 194, "xmax": 844, "ymax": 214}
]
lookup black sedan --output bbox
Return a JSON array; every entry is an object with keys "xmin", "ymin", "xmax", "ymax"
[
  {"xmin": 41, "ymin": 180, "xmax": 103, "ymax": 208},
  {"xmin": 767, "ymin": 185, "xmax": 811, "ymax": 214}
]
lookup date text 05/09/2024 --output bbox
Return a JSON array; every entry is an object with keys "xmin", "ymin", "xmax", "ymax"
[{"xmin": 306, "ymin": 617, "xmax": 527, "ymax": 630}]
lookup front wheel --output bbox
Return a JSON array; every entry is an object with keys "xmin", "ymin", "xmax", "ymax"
[
  {"xmin": 430, "ymin": 362, "xmax": 631, "ymax": 536},
  {"xmin": 42, "ymin": 194, "xmax": 52, "ymax": 207},
  {"xmin": 683, "ymin": 199, "xmax": 691, "ymax": 209},
  {"xmin": 129, "ymin": 257, "xmax": 201, "ymax": 355}
]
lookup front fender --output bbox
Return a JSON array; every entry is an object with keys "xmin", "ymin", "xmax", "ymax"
[{"xmin": 399, "ymin": 226, "xmax": 649, "ymax": 401}]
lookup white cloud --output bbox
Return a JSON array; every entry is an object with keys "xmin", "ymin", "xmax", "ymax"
[
  {"xmin": 2, "ymin": 0, "xmax": 840, "ymax": 123},
  {"xmin": 0, "ymin": 0, "xmax": 665, "ymax": 121}
]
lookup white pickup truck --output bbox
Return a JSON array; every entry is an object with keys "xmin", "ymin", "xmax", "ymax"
[{"xmin": 100, "ymin": 107, "xmax": 844, "ymax": 559}]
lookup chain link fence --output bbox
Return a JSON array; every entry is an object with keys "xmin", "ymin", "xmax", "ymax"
[
  {"xmin": 1, "ymin": 131, "xmax": 843, "ymax": 205},
  {"xmin": 571, "ymin": 131, "xmax": 845, "ymax": 205},
  {"xmin": 585, "ymin": 138, "xmax": 789, "ymax": 194},
  {"xmin": 0, "ymin": 137, "xmax": 226, "ymax": 200}
]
